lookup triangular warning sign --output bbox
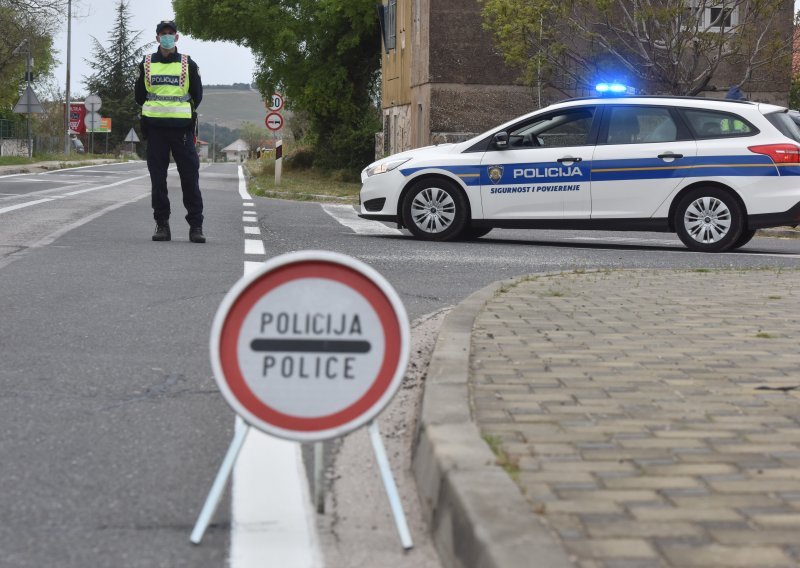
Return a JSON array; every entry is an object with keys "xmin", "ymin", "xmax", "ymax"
[
  {"xmin": 13, "ymin": 85, "xmax": 44, "ymax": 114},
  {"xmin": 124, "ymin": 128, "xmax": 140, "ymax": 143}
]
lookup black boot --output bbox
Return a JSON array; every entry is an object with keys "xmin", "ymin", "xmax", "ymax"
[
  {"xmin": 152, "ymin": 222, "xmax": 171, "ymax": 241},
  {"xmin": 189, "ymin": 226, "xmax": 206, "ymax": 243}
]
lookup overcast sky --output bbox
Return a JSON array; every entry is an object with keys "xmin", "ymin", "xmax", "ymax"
[{"xmin": 51, "ymin": 0, "xmax": 256, "ymax": 96}]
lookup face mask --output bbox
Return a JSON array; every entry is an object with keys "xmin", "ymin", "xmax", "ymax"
[{"xmin": 159, "ymin": 34, "xmax": 176, "ymax": 49}]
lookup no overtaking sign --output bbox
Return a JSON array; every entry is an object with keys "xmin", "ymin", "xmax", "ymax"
[{"xmin": 210, "ymin": 251, "xmax": 410, "ymax": 441}]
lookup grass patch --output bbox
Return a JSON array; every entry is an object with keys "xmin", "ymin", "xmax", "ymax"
[
  {"xmin": 544, "ymin": 289, "xmax": 566, "ymax": 297},
  {"xmin": 246, "ymin": 159, "xmax": 361, "ymax": 203},
  {"xmin": 483, "ymin": 434, "xmax": 521, "ymax": 481},
  {"xmin": 0, "ymin": 156, "xmax": 31, "ymax": 166},
  {"xmin": 755, "ymin": 332, "xmax": 776, "ymax": 339},
  {"xmin": 768, "ymin": 295, "xmax": 782, "ymax": 300},
  {"xmin": 692, "ymin": 268, "xmax": 711, "ymax": 273}
]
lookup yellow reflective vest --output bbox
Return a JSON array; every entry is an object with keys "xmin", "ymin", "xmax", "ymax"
[{"xmin": 142, "ymin": 53, "xmax": 192, "ymax": 120}]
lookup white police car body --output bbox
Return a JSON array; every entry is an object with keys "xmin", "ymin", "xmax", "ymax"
[{"xmin": 359, "ymin": 96, "xmax": 800, "ymax": 252}]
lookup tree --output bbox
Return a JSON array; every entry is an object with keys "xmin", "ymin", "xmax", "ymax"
[
  {"xmin": 481, "ymin": 0, "xmax": 794, "ymax": 97},
  {"xmin": 173, "ymin": 0, "xmax": 382, "ymax": 172},
  {"xmin": 239, "ymin": 121, "xmax": 268, "ymax": 155},
  {"xmin": 0, "ymin": 0, "xmax": 58, "ymax": 121},
  {"xmin": 83, "ymin": 0, "xmax": 146, "ymax": 151}
]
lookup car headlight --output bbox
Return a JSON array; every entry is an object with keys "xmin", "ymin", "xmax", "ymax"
[{"xmin": 363, "ymin": 158, "xmax": 411, "ymax": 178}]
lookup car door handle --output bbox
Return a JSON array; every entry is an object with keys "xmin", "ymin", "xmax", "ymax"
[
  {"xmin": 557, "ymin": 157, "xmax": 582, "ymax": 163},
  {"xmin": 658, "ymin": 152, "xmax": 683, "ymax": 159}
]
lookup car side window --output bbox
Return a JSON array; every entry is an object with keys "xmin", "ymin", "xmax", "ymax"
[
  {"xmin": 682, "ymin": 109, "xmax": 755, "ymax": 138},
  {"xmin": 507, "ymin": 108, "xmax": 595, "ymax": 149},
  {"xmin": 605, "ymin": 106, "xmax": 678, "ymax": 144}
]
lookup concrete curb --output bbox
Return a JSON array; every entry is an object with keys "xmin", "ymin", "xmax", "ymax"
[{"xmin": 412, "ymin": 279, "xmax": 574, "ymax": 568}]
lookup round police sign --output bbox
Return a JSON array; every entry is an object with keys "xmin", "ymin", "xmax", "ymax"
[{"xmin": 210, "ymin": 251, "xmax": 410, "ymax": 441}]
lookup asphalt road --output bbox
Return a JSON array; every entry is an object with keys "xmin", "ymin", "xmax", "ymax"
[{"xmin": 1, "ymin": 161, "xmax": 799, "ymax": 567}]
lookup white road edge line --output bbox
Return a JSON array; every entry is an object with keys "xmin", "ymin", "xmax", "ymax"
[
  {"xmin": 321, "ymin": 203, "xmax": 403, "ymax": 236},
  {"xmin": 232, "ymin": 165, "xmax": 322, "ymax": 568}
]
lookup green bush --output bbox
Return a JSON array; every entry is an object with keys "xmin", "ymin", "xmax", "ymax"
[{"xmin": 285, "ymin": 147, "xmax": 315, "ymax": 170}]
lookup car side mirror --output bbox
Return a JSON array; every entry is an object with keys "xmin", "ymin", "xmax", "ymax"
[{"xmin": 493, "ymin": 132, "xmax": 509, "ymax": 149}]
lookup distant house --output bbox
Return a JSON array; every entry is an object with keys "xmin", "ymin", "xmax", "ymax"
[{"xmin": 221, "ymin": 139, "xmax": 249, "ymax": 162}]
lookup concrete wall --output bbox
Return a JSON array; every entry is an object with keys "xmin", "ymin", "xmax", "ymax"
[{"xmin": 0, "ymin": 139, "xmax": 29, "ymax": 157}]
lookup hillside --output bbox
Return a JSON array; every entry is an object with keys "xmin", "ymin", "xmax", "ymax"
[{"xmin": 198, "ymin": 88, "xmax": 267, "ymax": 130}]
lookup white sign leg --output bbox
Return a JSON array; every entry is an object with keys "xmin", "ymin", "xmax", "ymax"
[
  {"xmin": 368, "ymin": 420, "xmax": 413, "ymax": 550},
  {"xmin": 190, "ymin": 418, "xmax": 251, "ymax": 544}
]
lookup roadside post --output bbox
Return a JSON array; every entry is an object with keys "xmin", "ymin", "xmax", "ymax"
[
  {"xmin": 191, "ymin": 251, "xmax": 413, "ymax": 550},
  {"xmin": 84, "ymin": 94, "xmax": 102, "ymax": 155},
  {"xmin": 266, "ymin": 92, "xmax": 284, "ymax": 184}
]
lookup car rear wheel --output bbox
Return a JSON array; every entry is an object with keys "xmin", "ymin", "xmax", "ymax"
[
  {"xmin": 402, "ymin": 179, "xmax": 467, "ymax": 241},
  {"xmin": 674, "ymin": 188, "xmax": 743, "ymax": 252}
]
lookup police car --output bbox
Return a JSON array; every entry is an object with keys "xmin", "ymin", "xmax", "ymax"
[{"xmin": 359, "ymin": 94, "xmax": 800, "ymax": 252}]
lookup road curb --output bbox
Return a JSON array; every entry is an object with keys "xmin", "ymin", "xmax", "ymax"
[
  {"xmin": 412, "ymin": 278, "xmax": 574, "ymax": 568},
  {"xmin": 0, "ymin": 159, "xmax": 120, "ymax": 176}
]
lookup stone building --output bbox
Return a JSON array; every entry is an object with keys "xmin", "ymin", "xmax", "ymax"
[{"xmin": 378, "ymin": 0, "xmax": 794, "ymax": 157}]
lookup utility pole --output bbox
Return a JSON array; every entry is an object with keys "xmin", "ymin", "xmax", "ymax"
[
  {"xmin": 64, "ymin": 0, "xmax": 72, "ymax": 155},
  {"xmin": 212, "ymin": 123, "xmax": 216, "ymax": 162}
]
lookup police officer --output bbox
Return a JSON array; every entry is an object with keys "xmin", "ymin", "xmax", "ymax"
[{"xmin": 135, "ymin": 19, "xmax": 205, "ymax": 243}]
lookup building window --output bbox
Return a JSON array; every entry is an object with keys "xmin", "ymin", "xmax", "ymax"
[
  {"xmin": 683, "ymin": 1, "xmax": 737, "ymax": 32},
  {"xmin": 709, "ymin": 7, "xmax": 733, "ymax": 27},
  {"xmin": 377, "ymin": 0, "xmax": 397, "ymax": 52}
]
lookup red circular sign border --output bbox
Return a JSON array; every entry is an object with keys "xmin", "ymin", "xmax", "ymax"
[
  {"xmin": 218, "ymin": 261, "xmax": 402, "ymax": 433},
  {"xmin": 265, "ymin": 111, "xmax": 283, "ymax": 131}
]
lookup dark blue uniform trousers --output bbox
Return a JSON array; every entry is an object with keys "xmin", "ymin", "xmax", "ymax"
[{"xmin": 147, "ymin": 127, "xmax": 204, "ymax": 228}]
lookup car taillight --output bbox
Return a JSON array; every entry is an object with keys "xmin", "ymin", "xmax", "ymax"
[{"xmin": 748, "ymin": 144, "xmax": 800, "ymax": 164}]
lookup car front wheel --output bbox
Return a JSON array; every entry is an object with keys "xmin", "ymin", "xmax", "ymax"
[
  {"xmin": 402, "ymin": 179, "xmax": 467, "ymax": 241},
  {"xmin": 674, "ymin": 188, "xmax": 744, "ymax": 252},
  {"xmin": 730, "ymin": 228, "xmax": 757, "ymax": 250}
]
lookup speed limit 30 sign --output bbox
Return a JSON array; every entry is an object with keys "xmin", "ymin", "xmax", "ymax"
[{"xmin": 210, "ymin": 251, "xmax": 410, "ymax": 441}]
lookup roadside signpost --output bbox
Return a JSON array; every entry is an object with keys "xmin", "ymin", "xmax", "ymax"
[
  {"xmin": 266, "ymin": 92, "xmax": 285, "ymax": 184},
  {"xmin": 84, "ymin": 94, "xmax": 101, "ymax": 154},
  {"xmin": 191, "ymin": 251, "xmax": 413, "ymax": 549},
  {"xmin": 124, "ymin": 127, "xmax": 139, "ymax": 155},
  {"xmin": 11, "ymin": 40, "xmax": 42, "ymax": 158},
  {"xmin": 12, "ymin": 86, "xmax": 44, "ymax": 159},
  {"xmin": 268, "ymin": 92, "xmax": 284, "ymax": 112},
  {"xmin": 265, "ymin": 111, "xmax": 283, "ymax": 131}
]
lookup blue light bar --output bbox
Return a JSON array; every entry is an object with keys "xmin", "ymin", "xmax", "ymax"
[{"xmin": 595, "ymin": 82, "xmax": 634, "ymax": 96}]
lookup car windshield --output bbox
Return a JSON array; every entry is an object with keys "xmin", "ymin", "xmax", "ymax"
[{"xmin": 765, "ymin": 111, "xmax": 800, "ymax": 143}]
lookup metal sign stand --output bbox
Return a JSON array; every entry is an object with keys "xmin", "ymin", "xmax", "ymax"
[
  {"xmin": 190, "ymin": 416, "xmax": 249, "ymax": 544},
  {"xmin": 190, "ymin": 418, "xmax": 413, "ymax": 550}
]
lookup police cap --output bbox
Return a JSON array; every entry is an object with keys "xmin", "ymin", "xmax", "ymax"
[{"xmin": 156, "ymin": 20, "xmax": 177, "ymax": 34}]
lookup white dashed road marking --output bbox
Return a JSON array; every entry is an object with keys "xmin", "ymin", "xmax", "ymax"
[{"xmin": 231, "ymin": 165, "xmax": 321, "ymax": 568}]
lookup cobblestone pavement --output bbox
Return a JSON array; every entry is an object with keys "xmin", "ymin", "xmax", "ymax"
[{"xmin": 471, "ymin": 269, "xmax": 800, "ymax": 568}]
